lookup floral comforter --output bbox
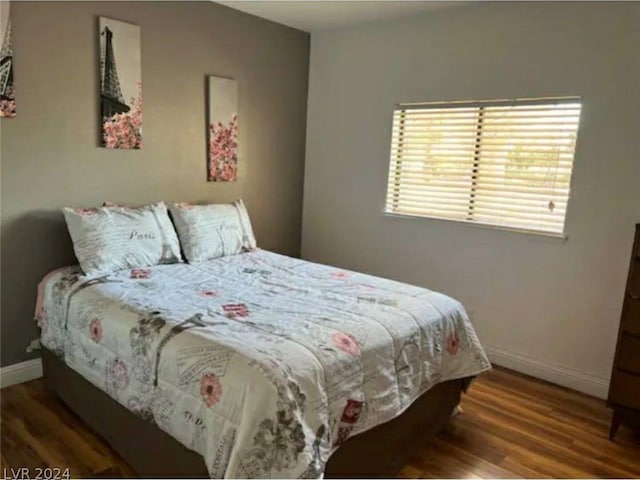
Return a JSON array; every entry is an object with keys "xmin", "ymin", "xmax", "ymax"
[{"xmin": 36, "ymin": 249, "xmax": 491, "ymax": 478}]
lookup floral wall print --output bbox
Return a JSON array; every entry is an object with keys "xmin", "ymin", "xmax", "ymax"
[
  {"xmin": 0, "ymin": 1, "xmax": 15, "ymax": 118},
  {"xmin": 208, "ymin": 76, "xmax": 238, "ymax": 181},
  {"xmin": 99, "ymin": 17, "xmax": 142, "ymax": 149}
]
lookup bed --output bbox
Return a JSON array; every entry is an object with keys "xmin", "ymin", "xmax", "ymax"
[{"xmin": 36, "ymin": 249, "xmax": 491, "ymax": 478}]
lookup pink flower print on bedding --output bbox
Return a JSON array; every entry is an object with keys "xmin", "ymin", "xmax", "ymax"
[
  {"xmin": 222, "ymin": 303, "xmax": 249, "ymax": 318},
  {"xmin": 332, "ymin": 332, "xmax": 360, "ymax": 356},
  {"xmin": 89, "ymin": 318, "xmax": 103, "ymax": 343},
  {"xmin": 447, "ymin": 331, "xmax": 460, "ymax": 355},
  {"xmin": 130, "ymin": 268, "xmax": 152, "ymax": 280},
  {"xmin": 200, "ymin": 373, "xmax": 222, "ymax": 407}
]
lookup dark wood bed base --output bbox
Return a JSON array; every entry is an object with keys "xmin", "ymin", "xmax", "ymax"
[{"xmin": 42, "ymin": 348, "xmax": 471, "ymax": 478}]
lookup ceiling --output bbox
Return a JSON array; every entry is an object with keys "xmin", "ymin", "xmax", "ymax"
[{"xmin": 215, "ymin": 1, "xmax": 469, "ymax": 32}]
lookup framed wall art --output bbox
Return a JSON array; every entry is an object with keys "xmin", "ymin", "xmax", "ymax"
[
  {"xmin": 0, "ymin": 1, "xmax": 15, "ymax": 118},
  {"xmin": 207, "ymin": 76, "xmax": 238, "ymax": 182},
  {"xmin": 99, "ymin": 17, "xmax": 142, "ymax": 149}
]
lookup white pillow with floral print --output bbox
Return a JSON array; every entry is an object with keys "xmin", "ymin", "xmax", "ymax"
[
  {"xmin": 169, "ymin": 199, "xmax": 256, "ymax": 263},
  {"xmin": 63, "ymin": 202, "xmax": 182, "ymax": 277}
]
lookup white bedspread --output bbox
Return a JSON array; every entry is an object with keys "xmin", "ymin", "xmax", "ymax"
[{"xmin": 36, "ymin": 249, "xmax": 490, "ymax": 478}]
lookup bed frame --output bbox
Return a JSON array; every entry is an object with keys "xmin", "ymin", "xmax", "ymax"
[{"xmin": 42, "ymin": 348, "xmax": 470, "ymax": 478}]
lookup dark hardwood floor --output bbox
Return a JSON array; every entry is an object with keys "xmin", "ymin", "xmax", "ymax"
[{"xmin": 1, "ymin": 366, "xmax": 639, "ymax": 478}]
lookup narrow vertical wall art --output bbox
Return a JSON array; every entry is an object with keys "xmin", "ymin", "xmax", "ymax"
[
  {"xmin": 208, "ymin": 76, "xmax": 238, "ymax": 182},
  {"xmin": 0, "ymin": 0, "xmax": 15, "ymax": 118},
  {"xmin": 99, "ymin": 17, "xmax": 142, "ymax": 149}
]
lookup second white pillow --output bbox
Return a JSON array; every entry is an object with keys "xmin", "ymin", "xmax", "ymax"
[{"xmin": 169, "ymin": 199, "xmax": 256, "ymax": 262}]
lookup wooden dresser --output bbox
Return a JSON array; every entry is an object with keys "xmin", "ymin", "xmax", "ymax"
[{"xmin": 608, "ymin": 223, "xmax": 640, "ymax": 440}]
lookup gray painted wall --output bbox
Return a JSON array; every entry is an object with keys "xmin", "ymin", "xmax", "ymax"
[
  {"xmin": 303, "ymin": 2, "xmax": 640, "ymax": 395},
  {"xmin": 1, "ymin": 1, "xmax": 309, "ymax": 367}
]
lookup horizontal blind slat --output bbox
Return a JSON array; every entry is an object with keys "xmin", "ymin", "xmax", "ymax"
[
  {"xmin": 395, "ymin": 120, "xmax": 580, "ymax": 128},
  {"xmin": 387, "ymin": 193, "xmax": 474, "ymax": 206},
  {"xmin": 390, "ymin": 178, "xmax": 570, "ymax": 195},
  {"xmin": 391, "ymin": 146, "xmax": 576, "ymax": 155},
  {"xmin": 391, "ymin": 186, "xmax": 570, "ymax": 203},
  {"xmin": 387, "ymin": 201, "xmax": 470, "ymax": 214},
  {"xmin": 395, "ymin": 107, "xmax": 580, "ymax": 116},
  {"xmin": 388, "ymin": 206, "xmax": 470, "ymax": 218},
  {"xmin": 390, "ymin": 192, "xmax": 568, "ymax": 211},
  {"xmin": 395, "ymin": 165, "xmax": 571, "ymax": 181}
]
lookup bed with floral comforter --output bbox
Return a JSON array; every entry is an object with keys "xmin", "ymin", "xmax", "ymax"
[{"xmin": 36, "ymin": 249, "xmax": 491, "ymax": 478}]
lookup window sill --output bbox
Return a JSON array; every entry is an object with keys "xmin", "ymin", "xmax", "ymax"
[{"xmin": 382, "ymin": 211, "xmax": 568, "ymax": 242}]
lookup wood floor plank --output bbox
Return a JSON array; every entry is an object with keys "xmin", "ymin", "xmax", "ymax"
[
  {"xmin": 397, "ymin": 464, "xmax": 424, "ymax": 478},
  {"xmin": 460, "ymin": 399, "xmax": 636, "ymax": 478},
  {"xmin": 11, "ymin": 384, "xmax": 114, "ymax": 473},
  {"xmin": 499, "ymin": 456, "xmax": 552, "ymax": 479},
  {"xmin": 1, "ymin": 378, "xmax": 135, "ymax": 478},
  {"xmin": 1, "ymin": 366, "xmax": 639, "ymax": 478},
  {"xmin": 439, "ymin": 414, "xmax": 591, "ymax": 478},
  {"xmin": 427, "ymin": 437, "xmax": 518, "ymax": 478}
]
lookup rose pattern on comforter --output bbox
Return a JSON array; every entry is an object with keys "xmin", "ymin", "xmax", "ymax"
[{"xmin": 36, "ymin": 249, "xmax": 491, "ymax": 478}]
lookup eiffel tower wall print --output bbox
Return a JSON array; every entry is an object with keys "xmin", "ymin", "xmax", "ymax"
[
  {"xmin": 99, "ymin": 17, "xmax": 142, "ymax": 149},
  {"xmin": 0, "ymin": 0, "xmax": 15, "ymax": 118},
  {"xmin": 208, "ymin": 76, "xmax": 238, "ymax": 182}
]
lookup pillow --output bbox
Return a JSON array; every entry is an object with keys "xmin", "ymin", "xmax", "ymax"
[
  {"xmin": 169, "ymin": 199, "xmax": 256, "ymax": 262},
  {"xmin": 102, "ymin": 201, "xmax": 183, "ymax": 258},
  {"xmin": 63, "ymin": 202, "xmax": 182, "ymax": 276}
]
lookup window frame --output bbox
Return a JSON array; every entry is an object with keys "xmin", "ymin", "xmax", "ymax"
[{"xmin": 383, "ymin": 97, "xmax": 582, "ymax": 239}]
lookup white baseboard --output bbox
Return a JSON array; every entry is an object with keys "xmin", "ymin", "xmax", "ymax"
[
  {"xmin": 484, "ymin": 344, "xmax": 610, "ymax": 399},
  {"xmin": 1, "ymin": 358, "xmax": 43, "ymax": 389}
]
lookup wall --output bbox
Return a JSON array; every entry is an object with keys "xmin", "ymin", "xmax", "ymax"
[
  {"xmin": 0, "ymin": 1, "xmax": 309, "ymax": 367},
  {"xmin": 303, "ymin": 2, "xmax": 640, "ymax": 397}
]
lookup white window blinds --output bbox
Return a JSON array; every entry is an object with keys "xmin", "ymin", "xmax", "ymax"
[{"xmin": 385, "ymin": 98, "xmax": 581, "ymax": 236}]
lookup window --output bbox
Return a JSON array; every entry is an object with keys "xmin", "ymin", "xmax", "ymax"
[{"xmin": 385, "ymin": 98, "xmax": 581, "ymax": 236}]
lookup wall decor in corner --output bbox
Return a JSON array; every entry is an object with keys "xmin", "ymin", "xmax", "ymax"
[
  {"xmin": 0, "ymin": 1, "xmax": 15, "ymax": 118},
  {"xmin": 99, "ymin": 17, "xmax": 142, "ymax": 149},
  {"xmin": 208, "ymin": 76, "xmax": 238, "ymax": 182}
]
